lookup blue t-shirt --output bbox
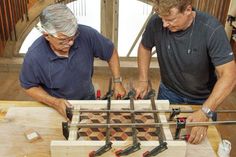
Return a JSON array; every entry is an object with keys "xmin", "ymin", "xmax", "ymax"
[{"xmin": 20, "ymin": 25, "xmax": 114, "ymax": 100}]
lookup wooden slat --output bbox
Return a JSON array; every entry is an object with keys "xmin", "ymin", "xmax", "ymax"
[
  {"xmin": 6, "ymin": 0, "xmax": 13, "ymax": 40},
  {"xmin": 2, "ymin": 0, "xmax": 11, "ymax": 41},
  {"xmin": 10, "ymin": 0, "xmax": 17, "ymax": 40},
  {"xmin": 192, "ymin": 0, "xmax": 230, "ymax": 25}
]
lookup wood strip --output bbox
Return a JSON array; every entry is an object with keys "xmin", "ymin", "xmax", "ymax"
[
  {"xmin": 12, "ymin": 0, "xmax": 17, "ymax": 28},
  {"xmin": 2, "ymin": 0, "xmax": 10, "ymax": 41},
  {"xmin": 68, "ymin": 105, "xmax": 80, "ymax": 141},
  {"xmin": 22, "ymin": 0, "xmax": 26, "ymax": 21},
  {"xmin": 6, "ymin": 0, "xmax": 13, "ymax": 40},
  {"xmin": 10, "ymin": 0, "xmax": 17, "ymax": 40},
  {"xmin": 0, "ymin": 1, "xmax": 6, "ymax": 41},
  {"xmin": 19, "ymin": 0, "xmax": 24, "ymax": 21},
  {"xmin": 15, "ymin": 0, "xmax": 20, "ymax": 22}
]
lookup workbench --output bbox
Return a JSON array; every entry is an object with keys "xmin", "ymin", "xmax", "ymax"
[{"xmin": 0, "ymin": 101, "xmax": 220, "ymax": 157}]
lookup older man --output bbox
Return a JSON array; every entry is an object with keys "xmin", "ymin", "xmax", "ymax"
[{"xmin": 20, "ymin": 4, "xmax": 126, "ymax": 118}]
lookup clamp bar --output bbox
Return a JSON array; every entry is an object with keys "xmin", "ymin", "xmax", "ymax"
[
  {"xmin": 70, "ymin": 109, "xmax": 236, "ymax": 114},
  {"xmin": 69, "ymin": 120, "xmax": 236, "ymax": 128},
  {"xmin": 143, "ymin": 81, "xmax": 168, "ymax": 156},
  {"xmin": 89, "ymin": 78, "xmax": 113, "ymax": 157},
  {"xmin": 115, "ymin": 89, "xmax": 141, "ymax": 156}
]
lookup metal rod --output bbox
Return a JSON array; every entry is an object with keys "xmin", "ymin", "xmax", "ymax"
[
  {"xmin": 90, "ymin": 78, "xmax": 113, "ymax": 156},
  {"xmin": 72, "ymin": 109, "xmax": 236, "ymax": 114},
  {"xmin": 148, "ymin": 81, "xmax": 165, "ymax": 144},
  {"xmin": 70, "ymin": 120, "xmax": 236, "ymax": 128},
  {"xmin": 115, "ymin": 88, "xmax": 141, "ymax": 156},
  {"xmin": 105, "ymin": 78, "xmax": 112, "ymax": 144},
  {"xmin": 129, "ymin": 89, "xmax": 139, "ymax": 144}
]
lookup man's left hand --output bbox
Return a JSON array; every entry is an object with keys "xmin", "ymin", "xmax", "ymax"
[{"xmin": 187, "ymin": 109, "xmax": 209, "ymax": 144}]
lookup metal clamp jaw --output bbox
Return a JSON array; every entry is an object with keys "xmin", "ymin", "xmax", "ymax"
[
  {"xmin": 174, "ymin": 117, "xmax": 187, "ymax": 140},
  {"xmin": 169, "ymin": 108, "xmax": 181, "ymax": 121},
  {"xmin": 227, "ymin": 15, "xmax": 236, "ymax": 26}
]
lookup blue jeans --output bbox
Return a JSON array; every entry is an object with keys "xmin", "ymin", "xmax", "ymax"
[{"xmin": 157, "ymin": 82, "xmax": 206, "ymax": 105}]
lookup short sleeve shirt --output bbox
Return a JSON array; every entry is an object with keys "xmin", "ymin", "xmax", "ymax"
[
  {"xmin": 141, "ymin": 10, "xmax": 234, "ymax": 99},
  {"xmin": 20, "ymin": 24, "xmax": 114, "ymax": 100}
]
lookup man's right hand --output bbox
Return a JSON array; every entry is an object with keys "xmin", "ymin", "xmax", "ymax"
[
  {"xmin": 135, "ymin": 81, "xmax": 149, "ymax": 99},
  {"xmin": 52, "ymin": 98, "xmax": 73, "ymax": 120},
  {"xmin": 24, "ymin": 87, "xmax": 73, "ymax": 120}
]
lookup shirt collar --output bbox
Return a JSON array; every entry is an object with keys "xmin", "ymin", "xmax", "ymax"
[{"xmin": 47, "ymin": 36, "xmax": 80, "ymax": 61}]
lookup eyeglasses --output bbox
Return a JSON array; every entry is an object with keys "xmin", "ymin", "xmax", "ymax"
[
  {"xmin": 50, "ymin": 31, "xmax": 79, "ymax": 46},
  {"xmin": 35, "ymin": 24, "xmax": 79, "ymax": 46}
]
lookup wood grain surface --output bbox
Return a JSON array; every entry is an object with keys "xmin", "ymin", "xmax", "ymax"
[{"xmin": 0, "ymin": 102, "xmax": 218, "ymax": 157}]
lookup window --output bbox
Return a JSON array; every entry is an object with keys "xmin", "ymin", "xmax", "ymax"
[
  {"xmin": 118, "ymin": 0, "xmax": 152, "ymax": 57},
  {"xmin": 19, "ymin": 0, "xmax": 154, "ymax": 57},
  {"xmin": 20, "ymin": 0, "xmax": 101, "ymax": 54}
]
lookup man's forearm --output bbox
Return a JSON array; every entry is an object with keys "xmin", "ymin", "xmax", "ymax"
[
  {"xmin": 24, "ymin": 86, "xmax": 58, "ymax": 108},
  {"xmin": 108, "ymin": 49, "xmax": 121, "ymax": 78},
  {"xmin": 203, "ymin": 61, "xmax": 236, "ymax": 111},
  {"xmin": 138, "ymin": 43, "xmax": 151, "ymax": 81}
]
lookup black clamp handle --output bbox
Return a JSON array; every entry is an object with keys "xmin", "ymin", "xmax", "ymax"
[
  {"xmin": 143, "ymin": 142, "xmax": 168, "ymax": 157},
  {"xmin": 115, "ymin": 143, "xmax": 141, "ymax": 156},
  {"xmin": 89, "ymin": 142, "xmax": 112, "ymax": 157}
]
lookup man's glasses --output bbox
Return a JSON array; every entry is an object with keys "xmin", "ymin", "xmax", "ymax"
[
  {"xmin": 35, "ymin": 23, "xmax": 79, "ymax": 46},
  {"xmin": 50, "ymin": 31, "xmax": 79, "ymax": 45}
]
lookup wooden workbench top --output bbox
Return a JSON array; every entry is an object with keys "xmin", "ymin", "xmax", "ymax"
[{"xmin": 0, "ymin": 101, "xmax": 219, "ymax": 157}]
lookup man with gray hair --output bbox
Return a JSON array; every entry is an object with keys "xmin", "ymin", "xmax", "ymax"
[
  {"xmin": 135, "ymin": 0, "xmax": 236, "ymax": 144},
  {"xmin": 20, "ymin": 4, "xmax": 126, "ymax": 118}
]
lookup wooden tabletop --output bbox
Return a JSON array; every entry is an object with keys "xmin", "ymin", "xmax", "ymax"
[{"xmin": 0, "ymin": 101, "xmax": 220, "ymax": 157}]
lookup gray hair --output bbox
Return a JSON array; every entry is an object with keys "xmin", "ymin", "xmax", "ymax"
[{"xmin": 39, "ymin": 4, "xmax": 78, "ymax": 37}]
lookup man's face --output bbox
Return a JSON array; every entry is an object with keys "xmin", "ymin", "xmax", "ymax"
[
  {"xmin": 46, "ymin": 32, "xmax": 79, "ymax": 53},
  {"xmin": 159, "ymin": 6, "xmax": 192, "ymax": 32}
]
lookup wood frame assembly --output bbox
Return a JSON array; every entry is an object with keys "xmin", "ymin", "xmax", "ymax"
[{"xmin": 50, "ymin": 100, "xmax": 186, "ymax": 157}]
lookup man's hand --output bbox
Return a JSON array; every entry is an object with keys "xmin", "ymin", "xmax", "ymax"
[
  {"xmin": 187, "ymin": 110, "xmax": 209, "ymax": 144},
  {"xmin": 113, "ymin": 82, "xmax": 126, "ymax": 99},
  {"xmin": 135, "ymin": 81, "xmax": 149, "ymax": 99},
  {"xmin": 52, "ymin": 98, "xmax": 73, "ymax": 119}
]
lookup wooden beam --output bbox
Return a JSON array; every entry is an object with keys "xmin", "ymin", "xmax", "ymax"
[{"xmin": 101, "ymin": 0, "xmax": 119, "ymax": 48}]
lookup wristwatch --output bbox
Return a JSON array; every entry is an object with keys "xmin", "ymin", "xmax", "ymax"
[
  {"xmin": 113, "ymin": 77, "xmax": 122, "ymax": 83},
  {"xmin": 201, "ymin": 106, "xmax": 215, "ymax": 118}
]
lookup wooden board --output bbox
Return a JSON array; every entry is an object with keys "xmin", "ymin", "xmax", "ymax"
[
  {"xmin": 0, "ymin": 100, "xmax": 217, "ymax": 157},
  {"xmin": 0, "ymin": 107, "xmax": 65, "ymax": 157}
]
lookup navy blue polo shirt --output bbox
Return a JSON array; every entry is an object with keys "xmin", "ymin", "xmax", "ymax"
[{"xmin": 20, "ymin": 24, "xmax": 114, "ymax": 100}]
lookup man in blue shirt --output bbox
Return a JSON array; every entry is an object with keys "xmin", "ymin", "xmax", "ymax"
[
  {"xmin": 20, "ymin": 4, "xmax": 126, "ymax": 118},
  {"xmin": 135, "ymin": 0, "xmax": 236, "ymax": 144}
]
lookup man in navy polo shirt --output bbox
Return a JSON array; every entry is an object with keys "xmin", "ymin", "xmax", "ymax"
[
  {"xmin": 20, "ymin": 4, "xmax": 126, "ymax": 118},
  {"xmin": 135, "ymin": 0, "xmax": 236, "ymax": 144}
]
